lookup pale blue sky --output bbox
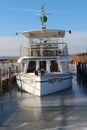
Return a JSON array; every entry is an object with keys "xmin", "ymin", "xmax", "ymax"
[{"xmin": 0, "ymin": 0, "xmax": 87, "ymax": 56}]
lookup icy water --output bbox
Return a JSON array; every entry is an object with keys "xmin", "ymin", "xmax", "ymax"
[{"xmin": 0, "ymin": 76, "xmax": 87, "ymax": 130}]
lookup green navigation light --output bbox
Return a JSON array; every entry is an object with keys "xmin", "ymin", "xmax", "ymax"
[{"xmin": 40, "ymin": 16, "xmax": 47, "ymax": 23}]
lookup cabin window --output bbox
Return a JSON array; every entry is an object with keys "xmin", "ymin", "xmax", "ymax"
[
  {"xmin": 27, "ymin": 61, "xmax": 36, "ymax": 73},
  {"xmin": 31, "ymin": 51, "xmax": 37, "ymax": 56},
  {"xmin": 52, "ymin": 51, "xmax": 56, "ymax": 56},
  {"xmin": 39, "ymin": 61, "xmax": 46, "ymax": 70},
  {"xmin": 31, "ymin": 50, "xmax": 40, "ymax": 56},
  {"xmin": 43, "ymin": 50, "xmax": 57, "ymax": 56},
  {"xmin": 50, "ymin": 60, "xmax": 60, "ymax": 72}
]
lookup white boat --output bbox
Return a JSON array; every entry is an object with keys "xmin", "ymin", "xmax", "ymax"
[{"xmin": 16, "ymin": 3, "xmax": 72, "ymax": 96}]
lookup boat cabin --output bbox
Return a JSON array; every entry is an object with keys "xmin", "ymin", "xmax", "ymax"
[
  {"xmin": 20, "ymin": 30, "xmax": 69, "ymax": 57},
  {"xmin": 17, "ymin": 30, "xmax": 72, "ymax": 75},
  {"xmin": 17, "ymin": 56, "xmax": 71, "ymax": 75}
]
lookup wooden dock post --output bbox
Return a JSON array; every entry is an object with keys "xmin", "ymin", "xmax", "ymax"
[
  {"xmin": 76, "ymin": 62, "xmax": 87, "ymax": 83},
  {"xmin": 77, "ymin": 62, "xmax": 80, "ymax": 75},
  {"xmin": 0, "ymin": 69, "xmax": 2, "ymax": 93}
]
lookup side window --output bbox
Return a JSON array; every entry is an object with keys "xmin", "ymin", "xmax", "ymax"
[
  {"xmin": 50, "ymin": 60, "xmax": 60, "ymax": 72},
  {"xmin": 27, "ymin": 61, "xmax": 36, "ymax": 72},
  {"xmin": 39, "ymin": 61, "xmax": 46, "ymax": 70}
]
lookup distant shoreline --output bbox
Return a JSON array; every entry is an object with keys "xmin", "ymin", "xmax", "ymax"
[
  {"xmin": 0, "ymin": 56, "xmax": 19, "ymax": 60},
  {"xmin": 0, "ymin": 56, "xmax": 18, "ymax": 64}
]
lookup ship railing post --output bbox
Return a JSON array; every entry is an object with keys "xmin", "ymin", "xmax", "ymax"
[
  {"xmin": 8, "ymin": 67, "xmax": 11, "ymax": 90},
  {"xmin": 16, "ymin": 66, "xmax": 18, "ymax": 73}
]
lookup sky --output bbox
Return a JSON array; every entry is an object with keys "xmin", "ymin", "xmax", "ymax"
[{"xmin": 0, "ymin": 0, "xmax": 87, "ymax": 56}]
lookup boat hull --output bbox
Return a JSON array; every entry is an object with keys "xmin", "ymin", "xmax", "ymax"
[{"xmin": 16, "ymin": 73, "xmax": 72, "ymax": 96}]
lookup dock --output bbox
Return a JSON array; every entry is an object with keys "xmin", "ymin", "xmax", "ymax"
[{"xmin": 0, "ymin": 65, "xmax": 18, "ymax": 93}]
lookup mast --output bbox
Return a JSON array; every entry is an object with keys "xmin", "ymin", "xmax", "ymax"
[{"xmin": 40, "ymin": 2, "xmax": 47, "ymax": 29}]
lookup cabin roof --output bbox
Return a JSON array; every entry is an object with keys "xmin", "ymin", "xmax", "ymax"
[
  {"xmin": 17, "ymin": 56, "xmax": 72, "ymax": 63},
  {"xmin": 22, "ymin": 29, "xmax": 65, "ymax": 39}
]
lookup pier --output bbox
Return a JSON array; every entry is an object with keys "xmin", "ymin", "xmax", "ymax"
[
  {"xmin": 76, "ymin": 62, "xmax": 87, "ymax": 75},
  {"xmin": 71, "ymin": 53, "xmax": 87, "ymax": 79},
  {"xmin": 0, "ymin": 65, "xmax": 18, "ymax": 93},
  {"xmin": 76, "ymin": 62, "xmax": 87, "ymax": 85}
]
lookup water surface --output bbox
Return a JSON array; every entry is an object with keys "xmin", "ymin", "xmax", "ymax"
[{"xmin": 0, "ymin": 76, "xmax": 87, "ymax": 130}]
